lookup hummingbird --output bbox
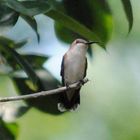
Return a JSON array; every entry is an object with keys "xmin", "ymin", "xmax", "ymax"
[{"xmin": 58, "ymin": 38, "xmax": 97, "ymax": 112}]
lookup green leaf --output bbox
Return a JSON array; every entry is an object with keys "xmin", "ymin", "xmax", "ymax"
[
  {"xmin": 62, "ymin": 0, "xmax": 112, "ymax": 43},
  {"xmin": 46, "ymin": 0, "xmax": 113, "ymax": 48},
  {"xmin": 0, "ymin": 0, "xmax": 50, "ymax": 41},
  {"xmin": 13, "ymin": 69, "xmax": 62, "ymax": 115},
  {"xmin": 0, "ymin": 36, "xmax": 14, "ymax": 46},
  {"xmin": 21, "ymin": 15, "xmax": 40, "ymax": 42},
  {"xmin": 0, "ymin": 36, "xmax": 27, "ymax": 49},
  {"xmin": 121, "ymin": 0, "xmax": 133, "ymax": 33},
  {"xmin": 46, "ymin": 9, "xmax": 102, "ymax": 44},
  {"xmin": 4, "ymin": 0, "xmax": 50, "ymax": 17},
  {"xmin": 22, "ymin": 54, "xmax": 48, "ymax": 69},
  {"xmin": 0, "ymin": 37, "xmax": 39, "ymax": 84},
  {"xmin": 0, "ymin": 3, "xmax": 19, "ymax": 27},
  {"xmin": 54, "ymin": 23, "xmax": 80, "ymax": 44},
  {"xmin": 0, "ymin": 120, "xmax": 18, "ymax": 140},
  {"xmin": 14, "ymin": 39, "xmax": 27, "ymax": 49},
  {"xmin": 5, "ymin": 122, "xmax": 18, "ymax": 138}
]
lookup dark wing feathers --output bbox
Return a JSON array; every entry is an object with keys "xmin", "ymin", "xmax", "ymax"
[
  {"xmin": 60, "ymin": 56, "xmax": 65, "ymax": 85},
  {"xmin": 84, "ymin": 57, "xmax": 87, "ymax": 77}
]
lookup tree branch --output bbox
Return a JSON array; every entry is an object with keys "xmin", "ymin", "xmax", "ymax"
[{"xmin": 0, "ymin": 78, "xmax": 89, "ymax": 102}]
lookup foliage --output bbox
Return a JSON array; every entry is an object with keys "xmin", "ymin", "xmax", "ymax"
[
  {"xmin": 0, "ymin": 119, "xmax": 18, "ymax": 140},
  {"xmin": 0, "ymin": 0, "xmax": 133, "ymax": 83},
  {"xmin": 0, "ymin": 0, "xmax": 133, "ymax": 45},
  {"xmin": 0, "ymin": 0, "xmax": 133, "ymax": 140}
]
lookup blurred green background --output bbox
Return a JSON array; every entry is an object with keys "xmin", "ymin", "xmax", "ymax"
[{"xmin": 1, "ymin": 0, "xmax": 140, "ymax": 140}]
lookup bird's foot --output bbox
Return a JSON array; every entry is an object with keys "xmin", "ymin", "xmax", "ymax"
[
  {"xmin": 79, "ymin": 79, "xmax": 85, "ymax": 86},
  {"xmin": 66, "ymin": 83, "xmax": 70, "ymax": 90}
]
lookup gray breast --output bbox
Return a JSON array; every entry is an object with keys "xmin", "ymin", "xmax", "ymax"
[{"xmin": 64, "ymin": 51, "xmax": 86, "ymax": 84}]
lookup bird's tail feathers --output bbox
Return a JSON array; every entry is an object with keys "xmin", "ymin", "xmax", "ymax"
[{"xmin": 58, "ymin": 89, "xmax": 80, "ymax": 112}]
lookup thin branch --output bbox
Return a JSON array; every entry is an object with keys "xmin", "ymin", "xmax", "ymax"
[{"xmin": 0, "ymin": 78, "xmax": 89, "ymax": 102}]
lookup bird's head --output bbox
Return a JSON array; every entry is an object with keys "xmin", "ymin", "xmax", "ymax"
[{"xmin": 72, "ymin": 38, "xmax": 99, "ymax": 48}]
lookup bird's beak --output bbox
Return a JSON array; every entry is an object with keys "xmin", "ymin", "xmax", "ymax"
[{"xmin": 85, "ymin": 41, "xmax": 99, "ymax": 45}]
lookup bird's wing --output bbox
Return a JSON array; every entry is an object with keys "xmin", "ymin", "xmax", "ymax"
[
  {"xmin": 84, "ymin": 57, "xmax": 87, "ymax": 77},
  {"xmin": 60, "ymin": 55, "xmax": 65, "ymax": 85}
]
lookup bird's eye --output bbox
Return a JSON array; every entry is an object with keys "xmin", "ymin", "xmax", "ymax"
[{"xmin": 75, "ymin": 40, "xmax": 80, "ymax": 44}]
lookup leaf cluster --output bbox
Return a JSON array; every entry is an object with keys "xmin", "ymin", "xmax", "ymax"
[{"xmin": 0, "ymin": 0, "xmax": 133, "ymax": 114}]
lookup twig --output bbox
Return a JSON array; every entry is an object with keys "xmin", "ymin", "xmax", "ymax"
[{"xmin": 0, "ymin": 78, "xmax": 89, "ymax": 102}]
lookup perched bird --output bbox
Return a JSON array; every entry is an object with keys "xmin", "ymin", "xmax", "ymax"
[{"xmin": 58, "ymin": 38, "xmax": 96, "ymax": 112}]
